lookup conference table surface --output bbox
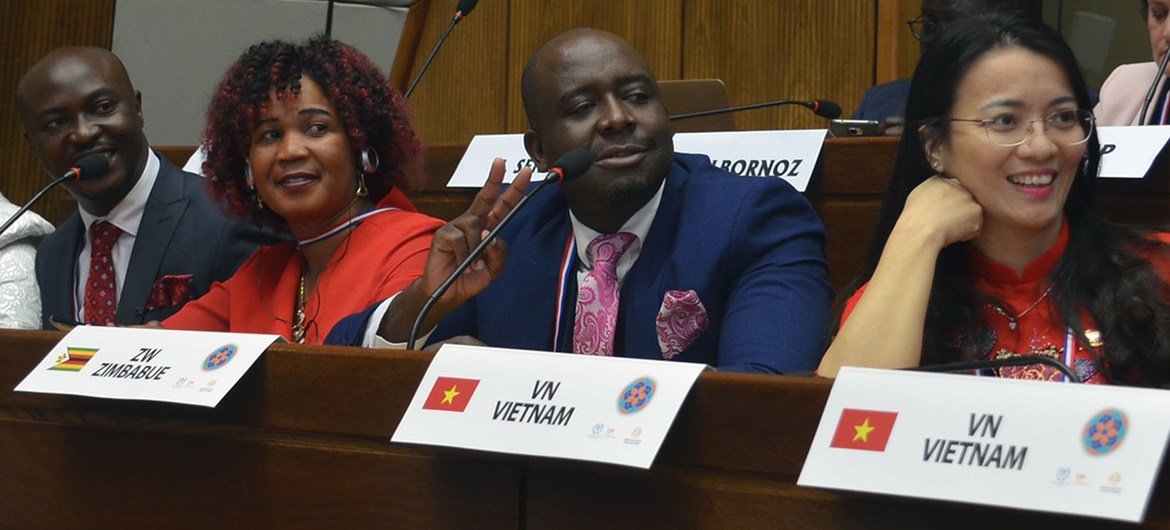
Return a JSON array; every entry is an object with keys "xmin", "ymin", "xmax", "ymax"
[{"xmin": 2, "ymin": 329, "xmax": 1169, "ymax": 529}]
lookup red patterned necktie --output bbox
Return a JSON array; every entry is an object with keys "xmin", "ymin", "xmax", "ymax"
[
  {"xmin": 84, "ymin": 221, "xmax": 122, "ymax": 326},
  {"xmin": 573, "ymin": 232, "xmax": 637, "ymax": 356}
]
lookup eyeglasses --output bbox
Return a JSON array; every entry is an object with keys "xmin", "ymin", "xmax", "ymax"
[
  {"xmin": 907, "ymin": 16, "xmax": 940, "ymax": 42},
  {"xmin": 944, "ymin": 108, "xmax": 1095, "ymax": 147}
]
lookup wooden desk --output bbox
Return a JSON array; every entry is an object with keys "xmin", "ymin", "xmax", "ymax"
[{"xmin": 2, "ymin": 329, "xmax": 1168, "ymax": 529}]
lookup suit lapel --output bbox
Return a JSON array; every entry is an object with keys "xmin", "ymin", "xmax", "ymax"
[
  {"xmin": 118, "ymin": 160, "xmax": 190, "ymax": 323},
  {"xmin": 44, "ymin": 215, "xmax": 85, "ymax": 324},
  {"xmin": 619, "ymin": 163, "xmax": 686, "ymax": 358}
]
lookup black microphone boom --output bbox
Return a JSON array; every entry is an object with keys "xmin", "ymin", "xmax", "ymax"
[
  {"xmin": 0, "ymin": 154, "xmax": 108, "ymax": 239},
  {"xmin": 402, "ymin": 0, "xmax": 480, "ymax": 99},
  {"xmin": 406, "ymin": 148, "xmax": 593, "ymax": 349},
  {"xmin": 1140, "ymin": 51, "xmax": 1170, "ymax": 125},
  {"xmin": 669, "ymin": 98, "xmax": 842, "ymax": 122},
  {"xmin": 909, "ymin": 354, "xmax": 1080, "ymax": 383}
]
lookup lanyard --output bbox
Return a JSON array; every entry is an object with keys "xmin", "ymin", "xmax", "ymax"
[
  {"xmin": 551, "ymin": 234, "xmax": 577, "ymax": 350},
  {"xmin": 296, "ymin": 207, "xmax": 399, "ymax": 249}
]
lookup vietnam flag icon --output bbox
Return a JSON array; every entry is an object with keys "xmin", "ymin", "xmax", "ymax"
[
  {"xmin": 422, "ymin": 377, "xmax": 480, "ymax": 412},
  {"xmin": 829, "ymin": 408, "xmax": 898, "ymax": 452}
]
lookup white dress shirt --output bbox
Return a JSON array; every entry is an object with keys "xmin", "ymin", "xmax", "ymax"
[
  {"xmin": 74, "ymin": 149, "xmax": 159, "ymax": 321},
  {"xmin": 363, "ymin": 179, "xmax": 666, "ymax": 349}
]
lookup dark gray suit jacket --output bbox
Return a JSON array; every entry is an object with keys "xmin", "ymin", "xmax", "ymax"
[{"xmin": 36, "ymin": 153, "xmax": 279, "ymax": 327}]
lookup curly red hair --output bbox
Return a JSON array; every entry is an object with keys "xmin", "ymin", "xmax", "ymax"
[{"xmin": 201, "ymin": 35, "xmax": 423, "ymax": 227}]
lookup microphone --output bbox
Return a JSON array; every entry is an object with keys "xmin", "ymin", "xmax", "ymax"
[
  {"xmin": 909, "ymin": 354, "xmax": 1080, "ymax": 383},
  {"xmin": 669, "ymin": 98, "xmax": 843, "ymax": 122},
  {"xmin": 1139, "ymin": 51, "xmax": 1170, "ymax": 125},
  {"xmin": 406, "ymin": 148, "xmax": 593, "ymax": 349},
  {"xmin": 402, "ymin": 0, "xmax": 480, "ymax": 99},
  {"xmin": 0, "ymin": 154, "xmax": 109, "ymax": 238}
]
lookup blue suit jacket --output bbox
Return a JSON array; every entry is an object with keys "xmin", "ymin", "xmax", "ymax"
[
  {"xmin": 36, "ymin": 153, "xmax": 279, "ymax": 327},
  {"xmin": 328, "ymin": 153, "xmax": 831, "ymax": 373}
]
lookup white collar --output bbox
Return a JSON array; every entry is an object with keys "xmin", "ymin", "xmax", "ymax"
[
  {"xmin": 78, "ymin": 149, "xmax": 159, "ymax": 237},
  {"xmin": 568, "ymin": 178, "xmax": 665, "ymax": 267}
]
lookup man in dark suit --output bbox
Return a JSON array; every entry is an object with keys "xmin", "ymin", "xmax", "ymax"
[
  {"xmin": 330, "ymin": 29, "xmax": 831, "ymax": 373},
  {"xmin": 17, "ymin": 47, "xmax": 275, "ymax": 328}
]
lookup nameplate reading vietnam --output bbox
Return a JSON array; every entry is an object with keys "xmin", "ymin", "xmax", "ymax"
[
  {"xmin": 15, "ymin": 326, "xmax": 278, "ymax": 407},
  {"xmin": 447, "ymin": 130, "xmax": 827, "ymax": 192},
  {"xmin": 393, "ymin": 344, "xmax": 707, "ymax": 469},
  {"xmin": 798, "ymin": 368, "xmax": 1170, "ymax": 523}
]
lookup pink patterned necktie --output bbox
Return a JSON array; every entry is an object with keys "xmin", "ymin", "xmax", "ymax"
[
  {"xmin": 84, "ymin": 221, "xmax": 122, "ymax": 326},
  {"xmin": 573, "ymin": 232, "xmax": 637, "ymax": 356}
]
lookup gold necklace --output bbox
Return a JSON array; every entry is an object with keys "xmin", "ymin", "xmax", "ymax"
[
  {"xmin": 291, "ymin": 272, "xmax": 307, "ymax": 344},
  {"xmin": 986, "ymin": 285, "xmax": 1053, "ymax": 331}
]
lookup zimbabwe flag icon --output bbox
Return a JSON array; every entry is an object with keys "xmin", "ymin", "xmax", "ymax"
[
  {"xmin": 830, "ymin": 408, "xmax": 898, "ymax": 452},
  {"xmin": 422, "ymin": 377, "xmax": 480, "ymax": 412},
  {"xmin": 49, "ymin": 347, "xmax": 98, "ymax": 372}
]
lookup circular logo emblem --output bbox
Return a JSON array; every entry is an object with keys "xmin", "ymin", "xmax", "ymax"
[
  {"xmin": 1084, "ymin": 409, "xmax": 1127, "ymax": 456},
  {"xmin": 203, "ymin": 344, "xmax": 238, "ymax": 371},
  {"xmin": 618, "ymin": 377, "xmax": 656, "ymax": 414}
]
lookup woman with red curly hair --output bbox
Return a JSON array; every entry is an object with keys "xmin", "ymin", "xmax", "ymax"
[{"xmin": 161, "ymin": 36, "xmax": 493, "ymax": 345}]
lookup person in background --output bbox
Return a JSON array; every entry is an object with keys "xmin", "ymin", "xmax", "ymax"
[
  {"xmin": 0, "ymin": 192, "xmax": 53, "ymax": 329},
  {"xmin": 17, "ymin": 47, "xmax": 275, "ymax": 329},
  {"xmin": 819, "ymin": 14, "xmax": 1170, "ymax": 386},
  {"xmin": 1095, "ymin": 0, "xmax": 1170, "ymax": 125},
  {"xmin": 852, "ymin": 0, "xmax": 1037, "ymax": 136}
]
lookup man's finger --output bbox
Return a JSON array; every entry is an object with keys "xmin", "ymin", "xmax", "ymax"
[{"xmin": 467, "ymin": 157, "xmax": 508, "ymax": 218}]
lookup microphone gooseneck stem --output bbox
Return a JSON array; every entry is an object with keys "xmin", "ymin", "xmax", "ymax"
[
  {"xmin": 1139, "ymin": 50, "xmax": 1170, "ymax": 126},
  {"xmin": 403, "ymin": 15, "xmax": 461, "ymax": 99},
  {"xmin": 910, "ymin": 354, "xmax": 1080, "ymax": 383},
  {"xmin": 406, "ymin": 176, "xmax": 558, "ymax": 350},
  {"xmin": 0, "ymin": 173, "xmax": 71, "ymax": 239},
  {"xmin": 669, "ymin": 100, "xmax": 810, "ymax": 121}
]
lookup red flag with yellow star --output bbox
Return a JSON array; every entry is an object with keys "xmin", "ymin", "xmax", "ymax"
[
  {"xmin": 422, "ymin": 377, "xmax": 480, "ymax": 412},
  {"xmin": 829, "ymin": 408, "xmax": 898, "ymax": 451}
]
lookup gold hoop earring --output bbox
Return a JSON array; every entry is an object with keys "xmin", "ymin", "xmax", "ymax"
[{"xmin": 356, "ymin": 173, "xmax": 368, "ymax": 198}]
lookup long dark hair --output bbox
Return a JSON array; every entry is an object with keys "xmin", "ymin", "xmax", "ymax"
[{"xmin": 839, "ymin": 13, "xmax": 1170, "ymax": 386}]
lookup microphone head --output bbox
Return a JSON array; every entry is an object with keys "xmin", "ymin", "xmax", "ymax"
[
  {"xmin": 455, "ymin": 0, "xmax": 478, "ymax": 17},
  {"xmin": 71, "ymin": 154, "xmax": 111, "ymax": 181},
  {"xmin": 810, "ymin": 99, "xmax": 843, "ymax": 119},
  {"xmin": 548, "ymin": 148, "xmax": 594, "ymax": 183}
]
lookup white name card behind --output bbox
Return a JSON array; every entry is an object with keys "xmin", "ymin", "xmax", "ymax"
[
  {"xmin": 393, "ymin": 344, "xmax": 707, "ymax": 469},
  {"xmin": 15, "ymin": 326, "xmax": 278, "ymax": 407},
  {"xmin": 798, "ymin": 368, "xmax": 1170, "ymax": 523},
  {"xmin": 1098, "ymin": 125, "xmax": 1170, "ymax": 179},
  {"xmin": 447, "ymin": 130, "xmax": 828, "ymax": 192}
]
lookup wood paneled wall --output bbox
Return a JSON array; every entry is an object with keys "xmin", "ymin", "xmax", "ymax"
[
  {"xmin": 407, "ymin": 0, "xmax": 877, "ymax": 143},
  {"xmin": 1, "ymin": 0, "xmax": 892, "ymax": 223},
  {"xmin": 1, "ymin": 0, "xmax": 115, "ymax": 223}
]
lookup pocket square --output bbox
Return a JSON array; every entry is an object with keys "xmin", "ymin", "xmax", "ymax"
[
  {"xmin": 655, "ymin": 289, "xmax": 709, "ymax": 359},
  {"xmin": 146, "ymin": 274, "xmax": 195, "ymax": 312}
]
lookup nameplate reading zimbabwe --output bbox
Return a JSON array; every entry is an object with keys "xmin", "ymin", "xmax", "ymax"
[
  {"xmin": 393, "ymin": 344, "xmax": 707, "ymax": 468},
  {"xmin": 798, "ymin": 367, "xmax": 1170, "ymax": 523},
  {"xmin": 447, "ymin": 130, "xmax": 827, "ymax": 191},
  {"xmin": 15, "ymin": 326, "xmax": 278, "ymax": 407}
]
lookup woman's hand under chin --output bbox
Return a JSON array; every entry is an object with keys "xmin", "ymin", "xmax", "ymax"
[{"xmin": 895, "ymin": 175, "xmax": 984, "ymax": 251}]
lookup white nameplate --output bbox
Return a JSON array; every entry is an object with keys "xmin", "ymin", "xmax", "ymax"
[
  {"xmin": 1098, "ymin": 125, "xmax": 1170, "ymax": 179},
  {"xmin": 392, "ymin": 344, "xmax": 708, "ymax": 469},
  {"xmin": 798, "ymin": 368, "xmax": 1170, "ymax": 522},
  {"xmin": 447, "ymin": 130, "xmax": 828, "ymax": 192},
  {"xmin": 15, "ymin": 327, "xmax": 278, "ymax": 407}
]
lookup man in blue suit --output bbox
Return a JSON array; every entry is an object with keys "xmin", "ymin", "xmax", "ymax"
[
  {"xmin": 18, "ymin": 47, "xmax": 275, "ymax": 327},
  {"xmin": 331, "ymin": 28, "xmax": 831, "ymax": 373}
]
